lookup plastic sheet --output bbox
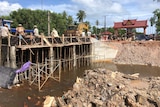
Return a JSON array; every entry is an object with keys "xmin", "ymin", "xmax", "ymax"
[{"xmin": 0, "ymin": 66, "xmax": 17, "ymax": 89}]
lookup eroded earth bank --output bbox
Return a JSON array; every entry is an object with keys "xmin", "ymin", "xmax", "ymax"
[{"xmin": 43, "ymin": 41, "xmax": 160, "ymax": 107}]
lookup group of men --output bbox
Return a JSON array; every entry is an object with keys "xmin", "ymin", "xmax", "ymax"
[
  {"xmin": 0, "ymin": 24, "xmax": 60, "ymax": 38},
  {"xmin": 0, "ymin": 23, "xmax": 39, "ymax": 38}
]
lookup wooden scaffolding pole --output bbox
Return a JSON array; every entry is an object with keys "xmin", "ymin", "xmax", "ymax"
[
  {"xmin": 49, "ymin": 47, "xmax": 54, "ymax": 73},
  {"xmin": 73, "ymin": 45, "xmax": 76, "ymax": 67},
  {"xmin": 10, "ymin": 46, "xmax": 17, "ymax": 68}
]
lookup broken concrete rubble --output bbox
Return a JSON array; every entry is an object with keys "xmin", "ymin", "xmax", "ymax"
[{"xmin": 43, "ymin": 68, "xmax": 160, "ymax": 107}]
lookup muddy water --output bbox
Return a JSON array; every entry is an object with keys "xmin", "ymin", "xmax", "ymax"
[{"xmin": 0, "ymin": 63, "xmax": 160, "ymax": 107}]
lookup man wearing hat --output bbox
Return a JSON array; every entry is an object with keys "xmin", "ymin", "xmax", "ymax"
[
  {"xmin": 1, "ymin": 24, "xmax": 10, "ymax": 38},
  {"xmin": 51, "ymin": 28, "xmax": 59, "ymax": 37},
  {"xmin": 16, "ymin": 24, "xmax": 25, "ymax": 37},
  {"xmin": 33, "ymin": 25, "xmax": 39, "ymax": 37}
]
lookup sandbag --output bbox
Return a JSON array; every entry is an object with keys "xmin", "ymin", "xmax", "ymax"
[{"xmin": 0, "ymin": 66, "xmax": 17, "ymax": 89}]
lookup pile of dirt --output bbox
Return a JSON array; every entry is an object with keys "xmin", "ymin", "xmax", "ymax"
[
  {"xmin": 113, "ymin": 41, "xmax": 160, "ymax": 67},
  {"xmin": 43, "ymin": 68, "xmax": 160, "ymax": 107}
]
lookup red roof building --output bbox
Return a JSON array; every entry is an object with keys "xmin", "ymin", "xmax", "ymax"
[{"xmin": 113, "ymin": 19, "xmax": 148, "ymax": 36}]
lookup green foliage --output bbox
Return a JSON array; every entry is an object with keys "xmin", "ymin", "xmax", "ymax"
[
  {"xmin": 118, "ymin": 29, "xmax": 126, "ymax": 36},
  {"xmin": 150, "ymin": 9, "xmax": 160, "ymax": 34},
  {"xmin": 76, "ymin": 10, "xmax": 86, "ymax": 22},
  {"xmin": 1, "ymin": 8, "xmax": 75, "ymax": 36},
  {"xmin": 107, "ymin": 27, "xmax": 114, "ymax": 34}
]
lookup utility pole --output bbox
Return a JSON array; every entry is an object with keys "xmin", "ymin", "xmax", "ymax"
[
  {"xmin": 48, "ymin": 11, "xmax": 50, "ymax": 36},
  {"xmin": 104, "ymin": 15, "xmax": 106, "ymax": 31}
]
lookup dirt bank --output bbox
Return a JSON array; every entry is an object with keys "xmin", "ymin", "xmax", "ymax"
[
  {"xmin": 113, "ymin": 41, "xmax": 160, "ymax": 67},
  {"xmin": 43, "ymin": 68, "xmax": 160, "ymax": 107}
]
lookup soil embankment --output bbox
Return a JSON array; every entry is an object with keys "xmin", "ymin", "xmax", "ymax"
[{"xmin": 113, "ymin": 41, "xmax": 160, "ymax": 67}]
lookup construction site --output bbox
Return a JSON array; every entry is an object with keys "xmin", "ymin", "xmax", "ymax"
[{"xmin": 0, "ymin": 33, "xmax": 92, "ymax": 90}]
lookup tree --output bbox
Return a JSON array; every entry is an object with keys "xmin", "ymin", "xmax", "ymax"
[
  {"xmin": 1, "ymin": 9, "xmax": 75, "ymax": 35},
  {"xmin": 150, "ymin": 9, "xmax": 160, "ymax": 34},
  {"xmin": 76, "ymin": 10, "xmax": 86, "ymax": 22},
  {"xmin": 96, "ymin": 20, "xmax": 99, "ymax": 34}
]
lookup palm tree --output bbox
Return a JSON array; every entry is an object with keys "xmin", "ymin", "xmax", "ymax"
[
  {"xmin": 96, "ymin": 20, "xmax": 99, "ymax": 34},
  {"xmin": 76, "ymin": 10, "xmax": 86, "ymax": 22}
]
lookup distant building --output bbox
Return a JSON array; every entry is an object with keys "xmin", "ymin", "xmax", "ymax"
[{"xmin": 113, "ymin": 19, "xmax": 148, "ymax": 36}]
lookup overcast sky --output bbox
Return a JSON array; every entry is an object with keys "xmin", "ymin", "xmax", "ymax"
[{"xmin": 0, "ymin": 0, "xmax": 159, "ymax": 34}]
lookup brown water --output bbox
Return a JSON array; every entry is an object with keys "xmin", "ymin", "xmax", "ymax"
[{"xmin": 0, "ymin": 63, "xmax": 160, "ymax": 107}]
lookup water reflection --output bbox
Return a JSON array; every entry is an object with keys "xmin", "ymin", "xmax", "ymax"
[
  {"xmin": 0, "ymin": 62, "xmax": 160, "ymax": 106},
  {"xmin": 91, "ymin": 62, "xmax": 160, "ymax": 77}
]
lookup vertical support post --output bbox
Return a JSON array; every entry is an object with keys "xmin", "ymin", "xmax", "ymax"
[
  {"xmin": 69, "ymin": 47, "xmax": 71, "ymax": 70},
  {"xmin": 49, "ymin": 47, "xmax": 53, "ymax": 73},
  {"xmin": 48, "ymin": 11, "xmax": 50, "ymax": 36},
  {"xmin": 62, "ymin": 34, "xmax": 64, "ymax": 44},
  {"xmin": 78, "ymin": 45, "xmax": 80, "ymax": 67},
  {"xmin": 90, "ymin": 43, "xmax": 92, "ymax": 64},
  {"xmin": 38, "ymin": 63, "xmax": 41, "ymax": 91},
  {"xmin": 73, "ymin": 45, "xmax": 76, "ymax": 67},
  {"xmin": 70, "ymin": 34, "xmax": 72, "ymax": 43},
  {"xmin": 0, "ymin": 36, "xmax": 1, "ymax": 66},
  {"xmin": 59, "ymin": 60, "xmax": 61, "ymax": 82},
  {"xmin": 10, "ymin": 46, "xmax": 17, "ymax": 68}
]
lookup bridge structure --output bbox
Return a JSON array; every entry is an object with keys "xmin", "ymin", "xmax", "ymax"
[{"xmin": 0, "ymin": 34, "xmax": 92, "ymax": 90}]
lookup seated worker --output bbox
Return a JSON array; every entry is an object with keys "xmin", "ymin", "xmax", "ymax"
[
  {"xmin": 1, "ymin": 24, "xmax": 10, "ymax": 38},
  {"xmin": 51, "ymin": 28, "xmax": 59, "ymax": 37},
  {"xmin": 16, "ymin": 24, "xmax": 25, "ymax": 39},
  {"xmin": 33, "ymin": 25, "xmax": 39, "ymax": 37}
]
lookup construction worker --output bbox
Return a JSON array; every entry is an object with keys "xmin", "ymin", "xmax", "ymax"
[
  {"xmin": 1, "ymin": 24, "xmax": 10, "ymax": 38},
  {"xmin": 16, "ymin": 24, "xmax": 25, "ymax": 38},
  {"xmin": 51, "ymin": 28, "xmax": 59, "ymax": 37},
  {"xmin": 33, "ymin": 25, "xmax": 39, "ymax": 37}
]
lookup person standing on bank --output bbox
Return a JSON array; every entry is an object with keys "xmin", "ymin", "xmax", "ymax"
[{"xmin": 33, "ymin": 25, "xmax": 39, "ymax": 37}]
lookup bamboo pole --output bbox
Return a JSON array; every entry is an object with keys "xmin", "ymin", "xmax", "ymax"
[
  {"xmin": 59, "ymin": 60, "xmax": 61, "ymax": 82},
  {"xmin": 49, "ymin": 47, "xmax": 53, "ymax": 74},
  {"xmin": 73, "ymin": 45, "xmax": 76, "ymax": 67},
  {"xmin": 0, "ymin": 36, "xmax": 1, "ymax": 66},
  {"xmin": 69, "ymin": 47, "xmax": 71, "ymax": 70},
  {"xmin": 10, "ymin": 46, "xmax": 17, "ymax": 68}
]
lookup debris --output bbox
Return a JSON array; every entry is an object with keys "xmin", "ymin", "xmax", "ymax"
[{"xmin": 43, "ymin": 68, "xmax": 160, "ymax": 107}]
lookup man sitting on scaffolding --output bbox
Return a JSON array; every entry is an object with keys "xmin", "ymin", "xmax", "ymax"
[
  {"xmin": 15, "ymin": 24, "xmax": 25, "ymax": 45},
  {"xmin": 16, "ymin": 24, "xmax": 25, "ymax": 38}
]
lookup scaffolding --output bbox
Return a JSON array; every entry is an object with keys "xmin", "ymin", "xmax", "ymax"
[{"xmin": 0, "ymin": 34, "xmax": 92, "ymax": 90}]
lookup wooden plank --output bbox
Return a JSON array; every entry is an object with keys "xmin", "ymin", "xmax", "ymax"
[{"xmin": 42, "ymin": 36, "xmax": 52, "ymax": 46}]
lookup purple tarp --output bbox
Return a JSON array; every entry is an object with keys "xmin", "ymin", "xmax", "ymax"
[{"xmin": 15, "ymin": 61, "xmax": 31, "ymax": 73}]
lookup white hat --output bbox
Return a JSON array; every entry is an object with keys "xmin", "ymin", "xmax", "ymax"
[
  {"xmin": 18, "ymin": 24, "xmax": 22, "ymax": 26},
  {"xmin": 34, "ymin": 25, "xmax": 37, "ymax": 28}
]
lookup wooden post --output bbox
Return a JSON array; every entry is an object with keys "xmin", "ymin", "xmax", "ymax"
[
  {"xmin": 0, "ymin": 36, "xmax": 1, "ymax": 66},
  {"xmin": 10, "ymin": 46, "xmax": 17, "ymax": 68},
  {"xmin": 73, "ymin": 45, "xmax": 76, "ymax": 67},
  {"xmin": 49, "ymin": 47, "xmax": 53, "ymax": 73},
  {"xmin": 38, "ymin": 63, "xmax": 41, "ymax": 91},
  {"xmin": 62, "ymin": 34, "xmax": 64, "ymax": 44},
  {"xmin": 59, "ymin": 60, "xmax": 61, "ymax": 77},
  {"xmin": 45, "ymin": 58, "xmax": 48, "ymax": 78},
  {"xmin": 69, "ymin": 47, "xmax": 71, "ymax": 70},
  {"xmin": 70, "ymin": 34, "xmax": 72, "ymax": 43},
  {"xmin": 78, "ymin": 45, "xmax": 80, "ymax": 67}
]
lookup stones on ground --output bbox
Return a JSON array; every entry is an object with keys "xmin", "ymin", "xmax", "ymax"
[{"xmin": 43, "ymin": 68, "xmax": 160, "ymax": 107}]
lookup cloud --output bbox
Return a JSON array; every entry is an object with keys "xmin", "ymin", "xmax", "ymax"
[
  {"xmin": 0, "ymin": 0, "xmax": 159, "ymax": 34},
  {"xmin": 0, "ymin": 1, "xmax": 22, "ymax": 16}
]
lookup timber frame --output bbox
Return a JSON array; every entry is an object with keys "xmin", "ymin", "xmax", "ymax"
[{"xmin": 0, "ymin": 34, "xmax": 92, "ymax": 90}]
